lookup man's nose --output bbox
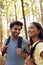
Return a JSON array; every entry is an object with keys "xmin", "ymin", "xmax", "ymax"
[{"xmin": 16, "ymin": 30, "xmax": 20, "ymax": 33}]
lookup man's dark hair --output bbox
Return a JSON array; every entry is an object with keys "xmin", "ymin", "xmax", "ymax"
[{"xmin": 10, "ymin": 21, "xmax": 23, "ymax": 29}]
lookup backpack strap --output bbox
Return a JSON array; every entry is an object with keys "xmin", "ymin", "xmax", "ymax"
[
  {"xmin": 30, "ymin": 40, "xmax": 43, "ymax": 58},
  {"xmin": 5, "ymin": 36, "xmax": 10, "ymax": 46},
  {"xmin": 2, "ymin": 36, "xmax": 10, "ymax": 56},
  {"xmin": 2, "ymin": 36, "xmax": 23, "ymax": 56},
  {"xmin": 18, "ymin": 36, "xmax": 23, "ymax": 48},
  {"xmin": 18, "ymin": 36, "xmax": 29, "ymax": 54},
  {"xmin": 5, "ymin": 36, "xmax": 23, "ymax": 47}
]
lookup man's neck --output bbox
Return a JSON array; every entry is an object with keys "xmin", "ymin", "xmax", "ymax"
[{"xmin": 11, "ymin": 36, "xmax": 18, "ymax": 40}]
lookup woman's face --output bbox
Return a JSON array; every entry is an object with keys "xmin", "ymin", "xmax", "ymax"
[{"xmin": 28, "ymin": 23, "xmax": 40, "ymax": 38}]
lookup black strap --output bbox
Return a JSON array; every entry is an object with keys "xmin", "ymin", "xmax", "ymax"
[
  {"xmin": 30, "ymin": 40, "xmax": 43, "ymax": 58},
  {"xmin": 5, "ymin": 36, "xmax": 10, "ymax": 46},
  {"xmin": 2, "ymin": 36, "xmax": 10, "ymax": 56},
  {"xmin": 5, "ymin": 36, "xmax": 23, "ymax": 48},
  {"xmin": 2, "ymin": 36, "xmax": 23, "ymax": 56},
  {"xmin": 18, "ymin": 36, "xmax": 23, "ymax": 48}
]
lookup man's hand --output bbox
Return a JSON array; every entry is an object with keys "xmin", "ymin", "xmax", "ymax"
[
  {"xmin": 16, "ymin": 48, "xmax": 23, "ymax": 56},
  {"xmin": 1, "ymin": 45, "xmax": 8, "ymax": 52},
  {"xmin": 16, "ymin": 48, "xmax": 28, "ymax": 59}
]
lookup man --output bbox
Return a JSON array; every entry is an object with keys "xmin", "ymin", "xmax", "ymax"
[{"xmin": 1, "ymin": 21, "xmax": 29, "ymax": 65}]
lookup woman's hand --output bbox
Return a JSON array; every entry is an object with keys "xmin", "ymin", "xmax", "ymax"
[
  {"xmin": 24, "ymin": 56, "xmax": 30, "ymax": 65},
  {"xmin": 24, "ymin": 56, "xmax": 35, "ymax": 65}
]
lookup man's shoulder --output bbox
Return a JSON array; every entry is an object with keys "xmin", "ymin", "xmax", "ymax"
[
  {"xmin": 21, "ymin": 38, "xmax": 29, "ymax": 45},
  {"xmin": 3, "ymin": 36, "xmax": 11, "ymax": 45}
]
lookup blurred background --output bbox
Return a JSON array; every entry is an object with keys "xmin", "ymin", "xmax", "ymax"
[
  {"xmin": 0, "ymin": 0, "xmax": 43, "ymax": 46},
  {"xmin": 0, "ymin": 0, "xmax": 43, "ymax": 65}
]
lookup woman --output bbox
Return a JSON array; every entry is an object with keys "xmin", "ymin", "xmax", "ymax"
[{"xmin": 25, "ymin": 22, "xmax": 43, "ymax": 65}]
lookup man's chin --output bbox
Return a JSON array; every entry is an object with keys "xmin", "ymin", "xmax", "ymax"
[{"xmin": 13, "ymin": 35, "xmax": 18, "ymax": 38}]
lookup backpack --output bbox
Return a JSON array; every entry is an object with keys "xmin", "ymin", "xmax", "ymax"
[
  {"xmin": 30, "ymin": 40, "xmax": 43, "ymax": 58},
  {"xmin": 2, "ymin": 36, "xmax": 28, "ymax": 56},
  {"xmin": 26, "ymin": 40, "xmax": 43, "ymax": 65},
  {"xmin": 2, "ymin": 36, "xmax": 23, "ymax": 56}
]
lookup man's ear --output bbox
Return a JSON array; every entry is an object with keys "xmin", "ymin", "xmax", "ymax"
[{"xmin": 10, "ymin": 28, "xmax": 12, "ymax": 31}]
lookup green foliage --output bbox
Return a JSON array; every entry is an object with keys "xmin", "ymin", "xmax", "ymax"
[
  {"xmin": 23, "ymin": 0, "xmax": 30, "ymax": 16},
  {"xmin": 13, "ymin": 0, "xmax": 17, "ymax": 3},
  {"xmin": 0, "ymin": 0, "xmax": 43, "ymax": 22},
  {"xmin": 0, "ymin": 0, "xmax": 4, "ymax": 9}
]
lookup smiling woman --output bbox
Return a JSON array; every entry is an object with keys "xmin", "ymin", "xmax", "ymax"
[
  {"xmin": 25, "ymin": 22, "xmax": 43, "ymax": 65},
  {"xmin": 28, "ymin": 22, "xmax": 43, "ymax": 40}
]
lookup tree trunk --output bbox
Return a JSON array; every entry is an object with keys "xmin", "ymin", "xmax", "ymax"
[
  {"xmin": 21, "ymin": 0, "xmax": 28, "ymax": 39},
  {"xmin": 0, "ymin": 15, "xmax": 2, "ymax": 44},
  {"xmin": 15, "ymin": 4, "xmax": 17, "ymax": 21},
  {"xmin": 40, "ymin": 0, "xmax": 43, "ymax": 25}
]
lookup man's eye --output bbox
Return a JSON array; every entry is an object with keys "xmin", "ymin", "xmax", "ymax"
[
  {"xmin": 14, "ymin": 28, "xmax": 17, "ymax": 30},
  {"xmin": 19, "ymin": 29, "xmax": 21, "ymax": 31},
  {"xmin": 31, "ymin": 27, "xmax": 34, "ymax": 29}
]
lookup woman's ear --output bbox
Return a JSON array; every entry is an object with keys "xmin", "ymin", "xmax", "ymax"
[{"xmin": 38, "ymin": 30, "xmax": 40, "ymax": 34}]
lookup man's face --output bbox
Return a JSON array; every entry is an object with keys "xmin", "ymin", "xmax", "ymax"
[{"xmin": 10, "ymin": 25, "xmax": 22, "ymax": 38}]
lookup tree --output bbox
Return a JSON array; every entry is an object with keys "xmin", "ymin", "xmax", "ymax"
[
  {"xmin": 0, "ymin": 14, "xmax": 3, "ymax": 44},
  {"xmin": 40, "ymin": 0, "xmax": 43, "ymax": 25},
  {"xmin": 21, "ymin": 0, "xmax": 28, "ymax": 39}
]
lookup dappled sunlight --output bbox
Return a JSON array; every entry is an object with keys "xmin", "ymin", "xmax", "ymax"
[{"xmin": 0, "ymin": 0, "xmax": 43, "ymax": 44}]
